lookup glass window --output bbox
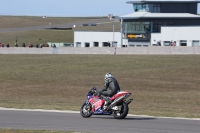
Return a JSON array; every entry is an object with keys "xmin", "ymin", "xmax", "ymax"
[
  {"xmin": 76, "ymin": 42, "xmax": 81, "ymax": 47},
  {"xmin": 134, "ymin": 4, "xmax": 142, "ymax": 12},
  {"xmin": 85, "ymin": 42, "xmax": 90, "ymax": 47},
  {"xmin": 180, "ymin": 40, "xmax": 187, "ymax": 46},
  {"xmin": 123, "ymin": 22, "xmax": 150, "ymax": 33},
  {"xmin": 112, "ymin": 41, "xmax": 118, "ymax": 47},
  {"xmin": 132, "ymin": 23, "xmax": 135, "ymax": 31},
  {"xmin": 133, "ymin": 4, "xmax": 157, "ymax": 12},
  {"xmin": 103, "ymin": 42, "xmax": 110, "ymax": 47},
  {"xmin": 164, "ymin": 41, "xmax": 170, "ymax": 46},
  {"xmin": 153, "ymin": 4, "xmax": 160, "ymax": 12},
  {"xmin": 153, "ymin": 25, "xmax": 161, "ymax": 32},
  {"xmin": 153, "ymin": 22, "xmax": 162, "ymax": 32},
  {"xmin": 94, "ymin": 42, "xmax": 99, "ymax": 47},
  {"xmin": 135, "ymin": 25, "xmax": 140, "ymax": 31},
  {"xmin": 141, "ymin": 23, "xmax": 145, "ymax": 31},
  {"xmin": 192, "ymin": 40, "xmax": 199, "ymax": 47},
  {"xmin": 133, "ymin": 4, "xmax": 150, "ymax": 12},
  {"xmin": 144, "ymin": 25, "xmax": 150, "ymax": 31},
  {"xmin": 148, "ymin": 4, "xmax": 154, "ymax": 12}
]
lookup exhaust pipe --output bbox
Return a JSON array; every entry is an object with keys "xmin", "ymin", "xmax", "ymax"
[
  {"xmin": 107, "ymin": 94, "xmax": 130, "ymax": 110},
  {"xmin": 125, "ymin": 98, "xmax": 133, "ymax": 105}
]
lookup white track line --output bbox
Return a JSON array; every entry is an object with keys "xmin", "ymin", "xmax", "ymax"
[
  {"xmin": 0, "ymin": 107, "xmax": 199, "ymax": 121},
  {"xmin": 127, "ymin": 114, "xmax": 200, "ymax": 121},
  {"xmin": 0, "ymin": 107, "xmax": 78, "ymax": 113}
]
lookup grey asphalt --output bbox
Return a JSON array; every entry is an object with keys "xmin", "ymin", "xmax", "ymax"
[{"xmin": 0, "ymin": 109, "xmax": 200, "ymax": 133}]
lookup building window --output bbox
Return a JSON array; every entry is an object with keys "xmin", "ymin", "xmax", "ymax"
[
  {"xmin": 123, "ymin": 22, "xmax": 150, "ymax": 33},
  {"xmin": 112, "ymin": 41, "xmax": 117, "ymax": 47},
  {"xmin": 129, "ymin": 45, "xmax": 135, "ymax": 47},
  {"xmin": 144, "ymin": 24, "xmax": 150, "ymax": 32},
  {"xmin": 153, "ymin": 25, "xmax": 161, "ymax": 32},
  {"xmin": 133, "ymin": 4, "xmax": 150, "ymax": 12},
  {"xmin": 133, "ymin": 4, "xmax": 161, "ymax": 12},
  {"xmin": 153, "ymin": 22, "xmax": 162, "ymax": 32},
  {"xmin": 136, "ymin": 24, "xmax": 140, "ymax": 31},
  {"xmin": 192, "ymin": 40, "xmax": 199, "ymax": 47},
  {"xmin": 103, "ymin": 42, "xmax": 111, "ymax": 47},
  {"xmin": 134, "ymin": 4, "xmax": 142, "ymax": 12},
  {"xmin": 124, "ymin": 21, "xmax": 172, "ymax": 33},
  {"xmin": 85, "ymin": 42, "xmax": 90, "ymax": 47},
  {"xmin": 153, "ymin": 4, "xmax": 160, "ymax": 12},
  {"xmin": 94, "ymin": 42, "xmax": 99, "ymax": 47},
  {"xmin": 180, "ymin": 40, "xmax": 187, "ymax": 46},
  {"xmin": 76, "ymin": 42, "xmax": 81, "ymax": 47},
  {"xmin": 164, "ymin": 41, "xmax": 171, "ymax": 46}
]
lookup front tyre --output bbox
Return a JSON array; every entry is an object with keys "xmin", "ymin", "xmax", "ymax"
[
  {"xmin": 80, "ymin": 102, "xmax": 93, "ymax": 118},
  {"xmin": 113, "ymin": 102, "xmax": 129, "ymax": 119}
]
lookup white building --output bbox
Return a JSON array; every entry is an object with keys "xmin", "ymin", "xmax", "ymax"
[
  {"xmin": 74, "ymin": 0, "xmax": 200, "ymax": 47},
  {"xmin": 151, "ymin": 26, "xmax": 200, "ymax": 46},
  {"xmin": 74, "ymin": 31, "xmax": 127, "ymax": 48}
]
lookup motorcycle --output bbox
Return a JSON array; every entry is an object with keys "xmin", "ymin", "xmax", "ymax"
[{"xmin": 80, "ymin": 87, "xmax": 133, "ymax": 119}]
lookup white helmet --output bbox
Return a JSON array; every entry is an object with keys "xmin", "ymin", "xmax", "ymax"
[{"xmin": 105, "ymin": 73, "xmax": 113, "ymax": 80}]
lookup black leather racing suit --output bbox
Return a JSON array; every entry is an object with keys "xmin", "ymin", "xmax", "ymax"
[{"xmin": 99, "ymin": 77, "xmax": 120, "ymax": 98}]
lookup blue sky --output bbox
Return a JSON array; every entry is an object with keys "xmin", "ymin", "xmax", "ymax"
[
  {"xmin": 0, "ymin": 0, "xmax": 133, "ymax": 16},
  {"xmin": 0, "ymin": 0, "xmax": 199, "ymax": 17}
]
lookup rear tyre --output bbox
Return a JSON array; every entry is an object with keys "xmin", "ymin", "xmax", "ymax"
[
  {"xmin": 80, "ymin": 102, "xmax": 93, "ymax": 118},
  {"xmin": 112, "ymin": 102, "xmax": 129, "ymax": 119}
]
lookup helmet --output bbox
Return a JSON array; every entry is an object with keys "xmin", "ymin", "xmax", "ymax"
[{"xmin": 105, "ymin": 73, "xmax": 113, "ymax": 80}]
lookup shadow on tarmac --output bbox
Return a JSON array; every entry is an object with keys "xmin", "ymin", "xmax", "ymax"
[{"xmin": 91, "ymin": 116, "xmax": 156, "ymax": 120}]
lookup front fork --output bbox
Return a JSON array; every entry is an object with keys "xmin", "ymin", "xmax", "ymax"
[{"xmin": 85, "ymin": 100, "xmax": 94, "ymax": 112}]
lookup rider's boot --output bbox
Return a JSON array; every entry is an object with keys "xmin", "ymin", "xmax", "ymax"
[{"xmin": 103, "ymin": 97, "xmax": 111, "ymax": 110}]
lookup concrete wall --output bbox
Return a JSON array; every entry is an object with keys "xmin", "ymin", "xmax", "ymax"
[
  {"xmin": 151, "ymin": 26, "xmax": 200, "ymax": 46},
  {"xmin": 0, "ymin": 47, "xmax": 200, "ymax": 55}
]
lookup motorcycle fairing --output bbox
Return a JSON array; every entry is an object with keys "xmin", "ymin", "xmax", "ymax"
[
  {"xmin": 81, "ymin": 87, "xmax": 132, "ymax": 119},
  {"xmin": 93, "ymin": 108, "xmax": 111, "ymax": 115},
  {"xmin": 110, "ymin": 91, "xmax": 131, "ymax": 101},
  {"xmin": 86, "ymin": 98, "xmax": 111, "ymax": 115}
]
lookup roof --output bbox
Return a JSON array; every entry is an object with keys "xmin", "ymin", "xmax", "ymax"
[
  {"xmin": 120, "ymin": 12, "xmax": 200, "ymax": 19},
  {"xmin": 126, "ymin": 0, "xmax": 200, "ymax": 4}
]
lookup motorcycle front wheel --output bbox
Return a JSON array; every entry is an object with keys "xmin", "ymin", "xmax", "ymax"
[
  {"xmin": 112, "ymin": 102, "xmax": 129, "ymax": 119},
  {"xmin": 80, "ymin": 102, "xmax": 93, "ymax": 118}
]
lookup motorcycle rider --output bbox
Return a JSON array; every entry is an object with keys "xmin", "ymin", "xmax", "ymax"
[{"xmin": 95, "ymin": 73, "xmax": 121, "ymax": 110}]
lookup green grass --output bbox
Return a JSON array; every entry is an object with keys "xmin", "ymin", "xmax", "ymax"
[
  {"xmin": 0, "ymin": 55, "xmax": 200, "ymax": 118},
  {"xmin": 0, "ymin": 30, "xmax": 74, "ymax": 47},
  {"xmin": 0, "ymin": 128, "xmax": 91, "ymax": 133},
  {"xmin": 0, "ymin": 16, "xmax": 109, "ymax": 29},
  {"xmin": 0, "ymin": 16, "xmax": 200, "ymax": 118},
  {"xmin": 0, "ymin": 16, "xmax": 120, "ymax": 46}
]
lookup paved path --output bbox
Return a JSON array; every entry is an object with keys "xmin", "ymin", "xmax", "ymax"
[{"xmin": 0, "ymin": 108, "xmax": 199, "ymax": 133}]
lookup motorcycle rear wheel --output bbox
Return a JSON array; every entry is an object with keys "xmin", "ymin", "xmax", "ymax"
[
  {"xmin": 112, "ymin": 102, "xmax": 129, "ymax": 119},
  {"xmin": 80, "ymin": 102, "xmax": 93, "ymax": 118}
]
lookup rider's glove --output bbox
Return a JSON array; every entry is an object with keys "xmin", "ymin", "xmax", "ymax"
[
  {"xmin": 93, "ymin": 91, "xmax": 98, "ymax": 96},
  {"xmin": 94, "ymin": 90, "xmax": 102, "ymax": 96}
]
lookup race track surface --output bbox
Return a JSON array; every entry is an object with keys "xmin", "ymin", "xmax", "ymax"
[{"xmin": 0, "ymin": 109, "xmax": 200, "ymax": 133}]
